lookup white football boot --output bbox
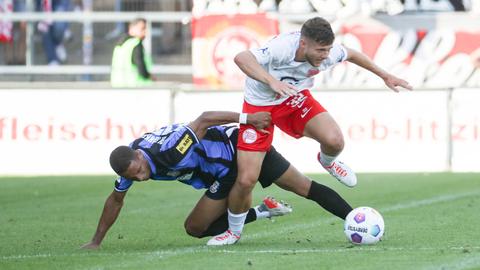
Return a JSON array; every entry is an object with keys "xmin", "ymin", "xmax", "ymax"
[
  {"xmin": 258, "ymin": 196, "xmax": 293, "ymax": 217},
  {"xmin": 318, "ymin": 153, "xmax": 357, "ymax": 187},
  {"xmin": 206, "ymin": 230, "xmax": 241, "ymax": 246}
]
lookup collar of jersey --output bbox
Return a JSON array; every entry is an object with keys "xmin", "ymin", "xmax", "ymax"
[{"xmin": 138, "ymin": 149, "xmax": 157, "ymax": 176}]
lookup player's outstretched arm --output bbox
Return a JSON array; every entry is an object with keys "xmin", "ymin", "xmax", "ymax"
[
  {"xmin": 188, "ymin": 111, "xmax": 271, "ymax": 139},
  {"xmin": 81, "ymin": 191, "xmax": 126, "ymax": 249},
  {"xmin": 345, "ymin": 47, "xmax": 413, "ymax": 92}
]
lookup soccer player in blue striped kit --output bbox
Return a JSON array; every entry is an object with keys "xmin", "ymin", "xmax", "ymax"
[{"xmin": 81, "ymin": 111, "xmax": 353, "ymax": 249}]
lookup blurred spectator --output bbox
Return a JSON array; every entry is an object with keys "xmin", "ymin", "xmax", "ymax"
[
  {"xmin": 36, "ymin": 0, "xmax": 73, "ymax": 65},
  {"xmin": 104, "ymin": 0, "xmax": 125, "ymax": 40},
  {"xmin": 2, "ymin": 0, "xmax": 26, "ymax": 65},
  {"xmin": 110, "ymin": 18, "xmax": 153, "ymax": 87},
  {"xmin": 0, "ymin": 0, "xmax": 13, "ymax": 44}
]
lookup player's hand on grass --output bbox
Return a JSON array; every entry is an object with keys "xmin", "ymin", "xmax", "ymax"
[
  {"xmin": 269, "ymin": 80, "xmax": 298, "ymax": 97},
  {"xmin": 383, "ymin": 74, "xmax": 413, "ymax": 92},
  {"xmin": 80, "ymin": 242, "xmax": 100, "ymax": 250},
  {"xmin": 248, "ymin": 112, "xmax": 271, "ymax": 134}
]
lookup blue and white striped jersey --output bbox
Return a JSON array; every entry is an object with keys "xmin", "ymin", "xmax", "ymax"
[{"xmin": 114, "ymin": 124, "xmax": 237, "ymax": 192}]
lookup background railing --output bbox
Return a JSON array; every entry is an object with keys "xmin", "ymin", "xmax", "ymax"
[{"xmin": 1, "ymin": 1, "xmax": 479, "ymax": 82}]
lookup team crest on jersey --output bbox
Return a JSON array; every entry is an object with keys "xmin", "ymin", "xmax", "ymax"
[
  {"xmin": 176, "ymin": 134, "xmax": 193, "ymax": 154},
  {"xmin": 307, "ymin": 68, "xmax": 320, "ymax": 77},
  {"xmin": 209, "ymin": 181, "xmax": 220, "ymax": 193},
  {"xmin": 242, "ymin": 128, "xmax": 257, "ymax": 144}
]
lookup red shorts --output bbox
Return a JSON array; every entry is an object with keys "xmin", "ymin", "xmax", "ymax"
[{"xmin": 238, "ymin": 89, "xmax": 327, "ymax": 152}]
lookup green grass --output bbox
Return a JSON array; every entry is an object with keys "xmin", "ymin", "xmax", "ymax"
[{"xmin": 1, "ymin": 173, "xmax": 479, "ymax": 270}]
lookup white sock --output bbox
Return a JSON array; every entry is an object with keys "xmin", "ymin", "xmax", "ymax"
[
  {"xmin": 254, "ymin": 205, "xmax": 271, "ymax": 219},
  {"xmin": 319, "ymin": 152, "xmax": 337, "ymax": 167},
  {"xmin": 228, "ymin": 209, "xmax": 248, "ymax": 236}
]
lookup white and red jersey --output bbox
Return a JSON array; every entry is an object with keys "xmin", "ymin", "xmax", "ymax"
[{"xmin": 245, "ymin": 31, "xmax": 348, "ymax": 106}]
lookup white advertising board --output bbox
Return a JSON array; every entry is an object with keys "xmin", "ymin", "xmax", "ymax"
[
  {"xmin": 451, "ymin": 89, "xmax": 480, "ymax": 172},
  {"xmin": 0, "ymin": 89, "xmax": 171, "ymax": 175},
  {"xmin": 278, "ymin": 90, "xmax": 450, "ymax": 173},
  {"xmin": 173, "ymin": 90, "xmax": 450, "ymax": 173},
  {"xmin": 0, "ymin": 88, "xmax": 477, "ymax": 175}
]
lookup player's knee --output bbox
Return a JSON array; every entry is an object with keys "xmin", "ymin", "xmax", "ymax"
[
  {"xmin": 236, "ymin": 174, "xmax": 257, "ymax": 190},
  {"xmin": 184, "ymin": 220, "xmax": 204, "ymax": 238},
  {"xmin": 325, "ymin": 134, "xmax": 344, "ymax": 153}
]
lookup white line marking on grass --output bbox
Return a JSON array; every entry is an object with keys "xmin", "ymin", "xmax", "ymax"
[
  {"xmin": 421, "ymin": 253, "xmax": 480, "ymax": 270},
  {"xmin": 381, "ymin": 191, "xmax": 479, "ymax": 212},
  {"xmin": 74, "ymin": 246, "xmax": 480, "ymax": 270},
  {"xmin": 2, "ymin": 190, "xmax": 478, "ymax": 262},
  {"xmin": 2, "ymin": 245, "xmax": 480, "ymax": 264},
  {"xmin": 210, "ymin": 246, "xmax": 480, "ymax": 255},
  {"xmin": 243, "ymin": 190, "xmax": 479, "ymax": 241}
]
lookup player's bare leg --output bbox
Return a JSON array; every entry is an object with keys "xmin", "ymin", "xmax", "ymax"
[
  {"xmin": 207, "ymin": 150, "xmax": 265, "ymax": 246},
  {"xmin": 184, "ymin": 195, "xmax": 228, "ymax": 238},
  {"xmin": 187, "ymin": 194, "xmax": 292, "ymax": 239},
  {"xmin": 303, "ymin": 112, "xmax": 357, "ymax": 187}
]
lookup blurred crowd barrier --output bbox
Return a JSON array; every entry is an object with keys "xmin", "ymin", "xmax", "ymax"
[
  {"xmin": 0, "ymin": 84, "xmax": 478, "ymax": 175},
  {"xmin": 191, "ymin": 13, "xmax": 480, "ymax": 89},
  {"xmin": 0, "ymin": 0, "xmax": 479, "ymax": 88}
]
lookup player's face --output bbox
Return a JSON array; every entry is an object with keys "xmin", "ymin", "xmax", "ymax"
[
  {"xmin": 122, "ymin": 150, "xmax": 151, "ymax": 181},
  {"xmin": 302, "ymin": 38, "xmax": 333, "ymax": 67}
]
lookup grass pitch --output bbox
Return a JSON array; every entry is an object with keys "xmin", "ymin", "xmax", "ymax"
[{"xmin": 1, "ymin": 173, "xmax": 479, "ymax": 270}]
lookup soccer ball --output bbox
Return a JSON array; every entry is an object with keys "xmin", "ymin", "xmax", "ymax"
[{"xmin": 344, "ymin": 206, "xmax": 385, "ymax": 245}]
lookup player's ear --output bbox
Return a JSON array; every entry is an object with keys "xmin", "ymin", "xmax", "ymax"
[
  {"xmin": 299, "ymin": 38, "xmax": 306, "ymax": 47},
  {"xmin": 134, "ymin": 149, "xmax": 143, "ymax": 161}
]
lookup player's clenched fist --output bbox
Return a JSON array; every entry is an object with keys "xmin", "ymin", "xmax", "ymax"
[{"xmin": 247, "ymin": 112, "xmax": 272, "ymax": 133}]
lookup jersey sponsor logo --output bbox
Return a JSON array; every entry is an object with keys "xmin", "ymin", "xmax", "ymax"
[
  {"xmin": 286, "ymin": 93, "xmax": 307, "ymax": 108},
  {"xmin": 209, "ymin": 181, "xmax": 220, "ymax": 193},
  {"xmin": 176, "ymin": 134, "xmax": 193, "ymax": 154},
  {"xmin": 242, "ymin": 128, "xmax": 257, "ymax": 144}
]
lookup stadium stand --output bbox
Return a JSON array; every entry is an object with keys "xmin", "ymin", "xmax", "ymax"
[{"xmin": 0, "ymin": 0, "xmax": 477, "ymax": 83}]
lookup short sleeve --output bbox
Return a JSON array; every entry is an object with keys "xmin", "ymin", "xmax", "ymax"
[
  {"xmin": 250, "ymin": 35, "xmax": 293, "ymax": 66},
  {"xmin": 330, "ymin": 43, "xmax": 348, "ymax": 64},
  {"xmin": 114, "ymin": 177, "xmax": 133, "ymax": 192}
]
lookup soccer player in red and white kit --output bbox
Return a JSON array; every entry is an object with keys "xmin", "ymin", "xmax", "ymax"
[{"xmin": 207, "ymin": 17, "xmax": 412, "ymax": 245}]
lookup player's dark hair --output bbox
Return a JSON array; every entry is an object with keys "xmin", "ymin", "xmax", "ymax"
[
  {"xmin": 129, "ymin": 17, "xmax": 146, "ymax": 28},
  {"xmin": 110, "ymin": 146, "xmax": 135, "ymax": 175},
  {"xmin": 300, "ymin": 17, "xmax": 334, "ymax": 45}
]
